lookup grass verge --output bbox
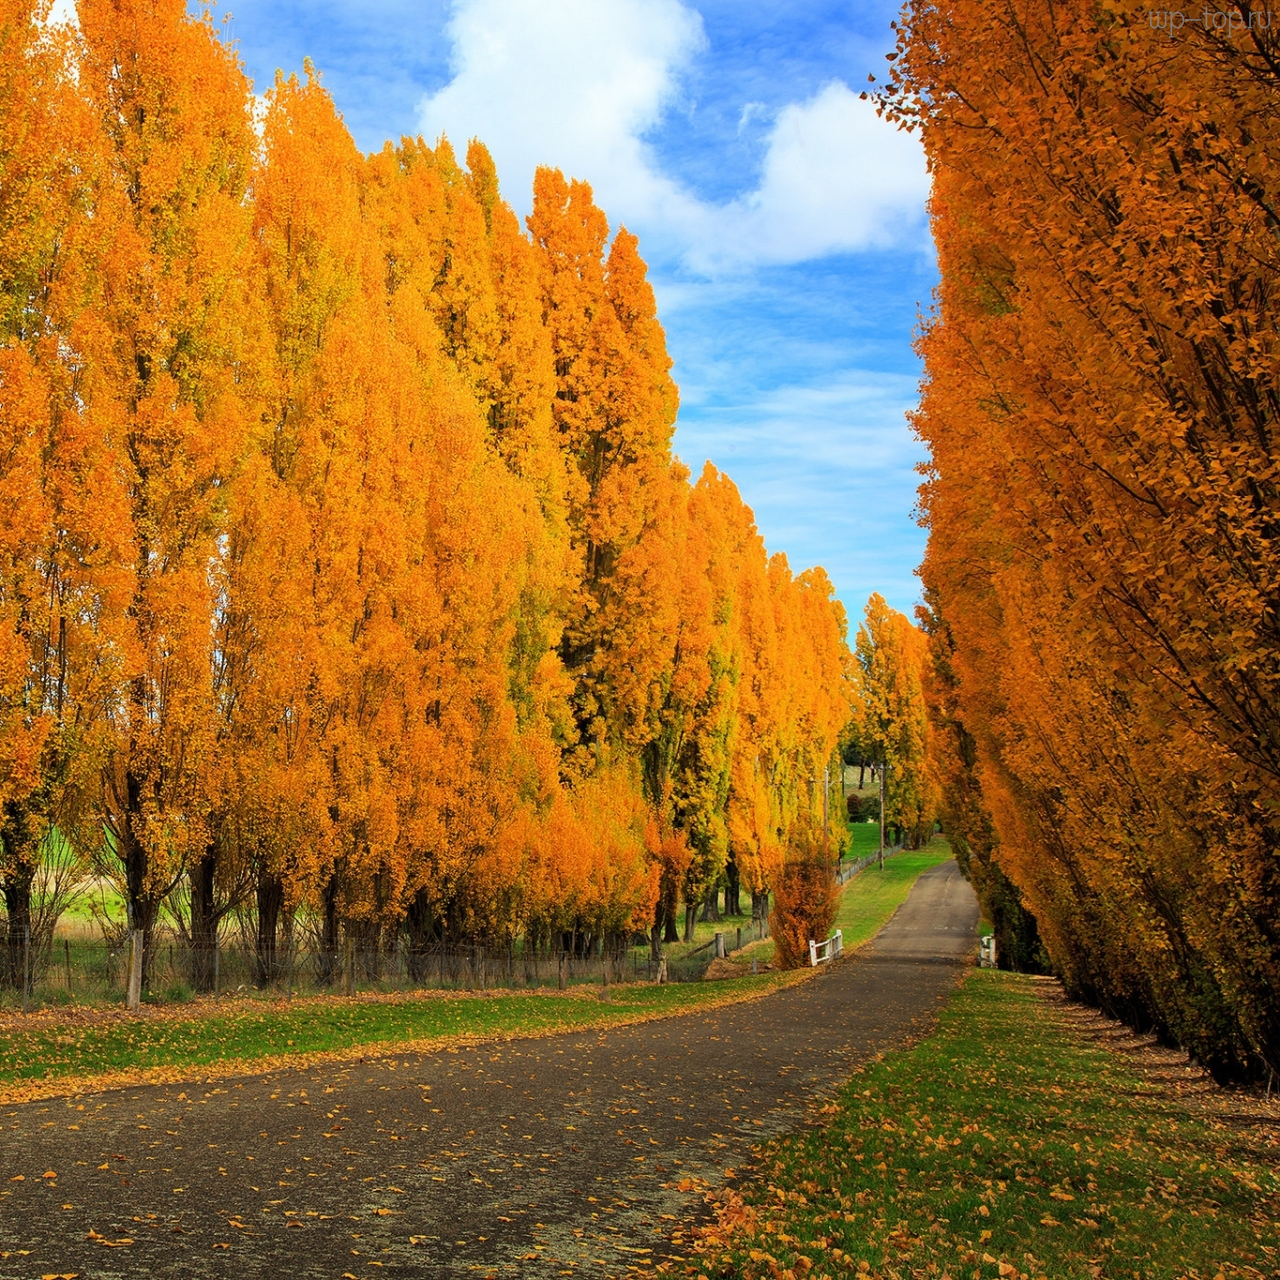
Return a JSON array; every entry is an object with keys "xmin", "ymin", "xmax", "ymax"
[
  {"xmin": 843, "ymin": 822, "xmax": 885, "ymax": 861},
  {"xmin": 691, "ymin": 971, "xmax": 1280, "ymax": 1279},
  {"xmin": 0, "ymin": 969, "xmax": 807, "ymax": 1103}
]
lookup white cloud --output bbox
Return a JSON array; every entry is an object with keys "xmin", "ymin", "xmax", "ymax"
[
  {"xmin": 672, "ymin": 370, "xmax": 929, "ymax": 608},
  {"xmin": 418, "ymin": 0, "xmax": 928, "ymax": 274},
  {"xmin": 700, "ymin": 83, "xmax": 930, "ymax": 271},
  {"xmin": 419, "ymin": 0, "xmax": 706, "ymax": 230}
]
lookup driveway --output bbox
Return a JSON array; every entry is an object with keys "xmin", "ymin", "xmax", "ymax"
[{"xmin": 0, "ymin": 859, "xmax": 978, "ymax": 1278}]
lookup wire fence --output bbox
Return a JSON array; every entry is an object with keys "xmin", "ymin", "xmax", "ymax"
[
  {"xmin": 835, "ymin": 843, "xmax": 903, "ymax": 886},
  {"xmin": 0, "ymin": 853, "xmax": 892, "ymax": 1010},
  {"xmin": 678, "ymin": 913, "xmax": 772, "ymax": 966},
  {"xmin": 0, "ymin": 924, "xmax": 781, "ymax": 1010}
]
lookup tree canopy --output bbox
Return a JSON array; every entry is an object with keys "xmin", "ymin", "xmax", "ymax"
[{"xmin": 885, "ymin": 0, "xmax": 1280, "ymax": 1080}]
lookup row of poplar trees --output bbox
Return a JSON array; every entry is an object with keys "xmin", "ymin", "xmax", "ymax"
[
  {"xmin": 0, "ymin": 0, "xmax": 852, "ymax": 988},
  {"xmin": 885, "ymin": 0, "xmax": 1280, "ymax": 1080}
]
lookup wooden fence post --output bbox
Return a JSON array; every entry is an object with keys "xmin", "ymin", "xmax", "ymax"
[{"xmin": 126, "ymin": 929, "xmax": 143, "ymax": 1011}]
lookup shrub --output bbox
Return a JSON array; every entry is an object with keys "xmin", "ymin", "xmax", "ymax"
[
  {"xmin": 771, "ymin": 818, "xmax": 841, "ymax": 969},
  {"xmin": 846, "ymin": 794, "xmax": 864, "ymax": 822}
]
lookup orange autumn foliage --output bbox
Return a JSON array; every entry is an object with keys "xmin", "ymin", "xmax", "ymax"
[
  {"xmin": 770, "ymin": 817, "xmax": 841, "ymax": 970},
  {"xmin": 0, "ymin": 6, "xmax": 852, "ymax": 984},
  {"xmin": 0, "ymin": 0, "xmax": 131, "ymax": 978},
  {"xmin": 886, "ymin": 0, "xmax": 1280, "ymax": 1077}
]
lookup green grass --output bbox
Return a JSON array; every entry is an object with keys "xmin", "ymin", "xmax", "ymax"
[
  {"xmin": 660, "ymin": 909, "xmax": 762, "ymax": 964},
  {"xmin": 0, "ymin": 971, "xmax": 790, "ymax": 1091},
  {"xmin": 661, "ymin": 821, "xmax": 889, "ymax": 965},
  {"xmin": 0, "ymin": 840, "xmax": 955, "ymax": 1090},
  {"xmin": 843, "ymin": 820, "xmax": 886, "ymax": 861},
  {"xmin": 693, "ymin": 972, "xmax": 1280, "ymax": 1279}
]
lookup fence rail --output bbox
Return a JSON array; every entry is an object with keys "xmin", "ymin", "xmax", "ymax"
[
  {"xmin": 809, "ymin": 929, "xmax": 844, "ymax": 966},
  {"xmin": 684, "ymin": 914, "xmax": 771, "ymax": 964}
]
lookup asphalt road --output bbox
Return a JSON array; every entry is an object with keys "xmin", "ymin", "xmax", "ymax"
[{"xmin": 0, "ymin": 859, "xmax": 978, "ymax": 1279}]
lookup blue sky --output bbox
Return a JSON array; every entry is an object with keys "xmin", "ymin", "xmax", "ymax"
[{"xmin": 212, "ymin": 0, "xmax": 936, "ymax": 624}]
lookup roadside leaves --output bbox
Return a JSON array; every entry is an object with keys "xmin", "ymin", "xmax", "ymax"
[{"xmin": 690, "ymin": 974, "xmax": 1280, "ymax": 1279}]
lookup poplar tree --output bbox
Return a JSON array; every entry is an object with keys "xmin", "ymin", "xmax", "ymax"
[{"xmin": 78, "ymin": 0, "xmax": 262, "ymax": 987}]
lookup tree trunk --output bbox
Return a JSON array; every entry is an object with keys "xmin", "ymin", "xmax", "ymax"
[
  {"xmin": 725, "ymin": 857, "xmax": 741, "ymax": 918},
  {"xmin": 189, "ymin": 849, "xmax": 218, "ymax": 993},
  {"xmin": 348, "ymin": 915, "xmax": 381, "ymax": 983},
  {"xmin": 658, "ymin": 867, "xmax": 680, "ymax": 944},
  {"xmin": 119, "ymin": 765, "xmax": 161, "ymax": 993},
  {"xmin": 319, "ymin": 873, "xmax": 340, "ymax": 986},
  {"xmin": 406, "ymin": 889, "xmax": 440, "ymax": 981},
  {"xmin": 700, "ymin": 886, "xmax": 722, "ymax": 922},
  {"xmin": 752, "ymin": 888, "xmax": 770, "ymax": 922},
  {"xmin": 1, "ymin": 864, "xmax": 33, "ymax": 992},
  {"xmin": 682, "ymin": 901, "xmax": 696, "ymax": 943},
  {"xmin": 0, "ymin": 800, "xmax": 37, "ymax": 990},
  {"xmin": 255, "ymin": 872, "xmax": 284, "ymax": 987}
]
